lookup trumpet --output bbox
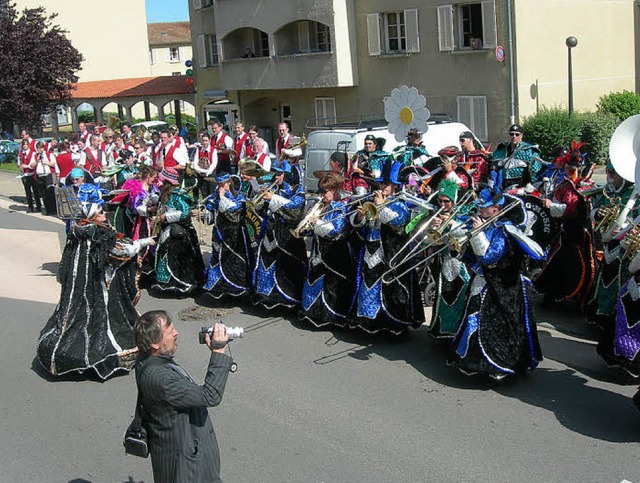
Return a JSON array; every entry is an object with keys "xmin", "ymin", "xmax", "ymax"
[
  {"xmin": 246, "ymin": 180, "xmax": 278, "ymax": 210},
  {"xmin": 595, "ymin": 190, "xmax": 621, "ymax": 233},
  {"xmin": 290, "ymin": 199, "xmax": 324, "ymax": 238},
  {"xmin": 279, "ymin": 134, "xmax": 307, "ymax": 161}
]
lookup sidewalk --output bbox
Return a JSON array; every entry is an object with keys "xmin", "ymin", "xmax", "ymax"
[{"xmin": 0, "ymin": 169, "xmax": 64, "ymax": 225}]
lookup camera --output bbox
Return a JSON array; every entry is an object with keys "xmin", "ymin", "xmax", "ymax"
[{"xmin": 198, "ymin": 323, "xmax": 244, "ymax": 344}]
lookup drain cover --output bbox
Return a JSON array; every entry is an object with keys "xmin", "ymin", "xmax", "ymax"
[{"xmin": 178, "ymin": 305, "xmax": 234, "ymax": 321}]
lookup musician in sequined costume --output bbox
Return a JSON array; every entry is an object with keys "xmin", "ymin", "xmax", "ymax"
[
  {"xmin": 458, "ymin": 131, "xmax": 490, "ymax": 188},
  {"xmin": 449, "ymin": 188, "xmax": 544, "ymax": 380},
  {"xmin": 349, "ymin": 160, "xmax": 424, "ymax": 334},
  {"xmin": 534, "ymin": 151, "xmax": 596, "ymax": 307},
  {"xmin": 300, "ymin": 175, "xmax": 356, "ymax": 328},
  {"xmin": 37, "ymin": 184, "xmax": 155, "ymax": 380},
  {"xmin": 151, "ymin": 167, "xmax": 204, "ymax": 295},
  {"xmin": 587, "ymin": 161, "xmax": 638, "ymax": 364},
  {"xmin": 393, "ymin": 128, "xmax": 430, "ymax": 167},
  {"xmin": 492, "ymin": 124, "xmax": 543, "ymax": 190},
  {"xmin": 253, "ymin": 162, "xmax": 308, "ymax": 309},
  {"xmin": 348, "ymin": 134, "xmax": 389, "ymax": 195},
  {"xmin": 427, "ymin": 179, "xmax": 471, "ymax": 338},
  {"xmin": 203, "ymin": 172, "xmax": 253, "ymax": 299}
]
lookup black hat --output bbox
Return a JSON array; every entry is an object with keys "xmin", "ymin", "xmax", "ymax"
[
  {"xmin": 364, "ymin": 134, "xmax": 376, "ymax": 143},
  {"xmin": 509, "ymin": 124, "xmax": 524, "ymax": 134},
  {"xmin": 329, "ymin": 151, "xmax": 347, "ymax": 169},
  {"xmin": 459, "ymin": 131, "xmax": 474, "ymax": 140}
]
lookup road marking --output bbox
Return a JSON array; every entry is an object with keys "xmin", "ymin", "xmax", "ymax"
[{"xmin": 0, "ymin": 229, "xmax": 62, "ymax": 304}]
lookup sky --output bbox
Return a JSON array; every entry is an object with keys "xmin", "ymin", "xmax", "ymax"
[{"xmin": 145, "ymin": 0, "xmax": 189, "ymax": 23}]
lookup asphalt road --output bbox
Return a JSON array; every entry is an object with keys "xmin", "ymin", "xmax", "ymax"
[{"xmin": 1, "ymin": 192, "xmax": 639, "ymax": 483}]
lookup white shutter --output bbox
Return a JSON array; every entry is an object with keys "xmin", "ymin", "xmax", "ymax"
[
  {"xmin": 482, "ymin": 0, "xmax": 497, "ymax": 49},
  {"xmin": 366, "ymin": 13, "xmax": 382, "ymax": 56},
  {"xmin": 192, "ymin": 0, "xmax": 202, "ymax": 10},
  {"xmin": 404, "ymin": 9, "xmax": 420, "ymax": 53},
  {"xmin": 197, "ymin": 34, "xmax": 207, "ymax": 67},
  {"xmin": 472, "ymin": 97, "xmax": 488, "ymax": 142},
  {"xmin": 164, "ymin": 48, "xmax": 171, "ymax": 62},
  {"xmin": 437, "ymin": 5, "xmax": 454, "ymax": 52},
  {"xmin": 457, "ymin": 96, "xmax": 472, "ymax": 130},
  {"xmin": 298, "ymin": 21, "xmax": 310, "ymax": 53},
  {"xmin": 178, "ymin": 47, "xmax": 187, "ymax": 62}
]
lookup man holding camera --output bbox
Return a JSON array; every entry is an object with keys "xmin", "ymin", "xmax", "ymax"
[{"xmin": 133, "ymin": 310, "xmax": 234, "ymax": 483}]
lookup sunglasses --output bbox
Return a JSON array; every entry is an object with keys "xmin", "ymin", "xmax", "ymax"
[
  {"xmin": 437, "ymin": 198, "xmax": 452, "ymax": 204},
  {"xmin": 509, "ymin": 132, "xmax": 522, "ymax": 137}
]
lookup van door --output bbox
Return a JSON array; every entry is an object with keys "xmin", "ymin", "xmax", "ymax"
[{"xmin": 303, "ymin": 131, "xmax": 353, "ymax": 192}]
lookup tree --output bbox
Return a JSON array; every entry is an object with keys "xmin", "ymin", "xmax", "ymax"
[{"xmin": 0, "ymin": 1, "xmax": 82, "ymax": 131}]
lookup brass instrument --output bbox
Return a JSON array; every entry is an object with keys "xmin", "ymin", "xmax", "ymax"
[
  {"xmin": 246, "ymin": 180, "xmax": 278, "ymax": 211},
  {"xmin": 198, "ymin": 155, "xmax": 211, "ymax": 170},
  {"xmin": 151, "ymin": 202, "xmax": 166, "ymax": 237},
  {"xmin": 623, "ymin": 224, "xmax": 640, "ymax": 260},
  {"xmin": 594, "ymin": 189, "xmax": 621, "ymax": 233},
  {"xmin": 290, "ymin": 199, "xmax": 324, "ymax": 238},
  {"xmin": 278, "ymin": 134, "xmax": 307, "ymax": 161}
]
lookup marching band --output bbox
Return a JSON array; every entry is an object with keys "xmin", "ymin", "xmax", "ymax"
[{"xmin": 38, "ymin": 116, "xmax": 640, "ymax": 398}]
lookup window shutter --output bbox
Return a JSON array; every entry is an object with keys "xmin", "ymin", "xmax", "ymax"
[
  {"xmin": 437, "ymin": 5, "xmax": 454, "ymax": 52},
  {"xmin": 457, "ymin": 96, "xmax": 472, "ymax": 130},
  {"xmin": 192, "ymin": 0, "xmax": 202, "ymax": 10},
  {"xmin": 178, "ymin": 47, "xmax": 187, "ymax": 62},
  {"xmin": 164, "ymin": 48, "xmax": 171, "ymax": 62},
  {"xmin": 197, "ymin": 34, "xmax": 207, "ymax": 67},
  {"xmin": 298, "ymin": 21, "xmax": 311, "ymax": 53},
  {"xmin": 473, "ymin": 97, "xmax": 488, "ymax": 142},
  {"xmin": 482, "ymin": 0, "xmax": 497, "ymax": 49},
  {"xmin": 315, "ymin": 98, "xmax": 324, "ymax": 123},
  {"xmin": 366, "ymin": 13, "xmax": 382, "ymax": 56},
  {"xmin": 404, "ymin": 9, "xmax": 420, "ymax": 53}
]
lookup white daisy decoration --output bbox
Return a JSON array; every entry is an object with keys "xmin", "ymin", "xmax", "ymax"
[{"xmin": 384, "ymin": 85, "xmax": 430, "ymax": 142}]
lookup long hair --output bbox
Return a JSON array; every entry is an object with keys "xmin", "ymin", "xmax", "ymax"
[{"xmin": 160, "ymin": 181, "xmax": 175, "ymax": 204}]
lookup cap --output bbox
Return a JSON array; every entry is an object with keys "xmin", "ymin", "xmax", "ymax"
[
  {"xmin": 70, "ymin": 167, "xmax": 85, "ymax": 179},
  {"xmin": 459, "ymin": 131, "xmax": 474, "ymax": 140},
  {"xmin": 364, "ymin": 134, "xmax": 376, "ymax": 143},
  {"xmin": 508, "ymin": 124, "xmax": 524, "ymax": 134},
  {"xmin": 476, "ymin": 188, "xmax": 505, "ymax": 208}
]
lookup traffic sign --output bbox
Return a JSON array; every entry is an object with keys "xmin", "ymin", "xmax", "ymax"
[{"xmin": 496, "ymin": 46, "xmax": 505, "ymax": 62}]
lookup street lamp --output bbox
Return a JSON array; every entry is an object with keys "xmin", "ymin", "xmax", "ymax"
[{"xmin": 566, "ymin": 36, "xmax": 578, "ymax": 115}]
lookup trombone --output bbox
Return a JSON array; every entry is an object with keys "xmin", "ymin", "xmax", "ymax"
[
  {"xmin": 382, "ymin": 200, "xmax": 521, "ymax": 284},
  {"xmin": 246, "ymin": 180, "xmax": 278, "ymax": 211}
]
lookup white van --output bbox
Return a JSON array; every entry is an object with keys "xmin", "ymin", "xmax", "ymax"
[{"xmin": 300, "ymin": 120, "xmax": 479, "ymax": 192}]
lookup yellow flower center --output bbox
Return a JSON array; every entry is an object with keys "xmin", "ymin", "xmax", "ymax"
[{"xmin": 400, "ymin": 107, "xmax": 413, "ymax": 125}]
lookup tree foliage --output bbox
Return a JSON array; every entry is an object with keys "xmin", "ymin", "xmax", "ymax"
[
  {"xmin": 0, "ymin": 1, "xmax": 83, "ymax": 130},
  {"xmin": 521, "ymin": 107, "xmax": 582, "ymax": 160}
]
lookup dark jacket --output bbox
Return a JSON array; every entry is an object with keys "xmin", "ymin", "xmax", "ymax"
[{"xmin": 136, "ymin": 352, "xmax": 233, "ymax": 483}]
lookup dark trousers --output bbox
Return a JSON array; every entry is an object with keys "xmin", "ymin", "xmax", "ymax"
[{"xmin": 21, "ymin": 175, "xmax": 40, "ymax": 211}]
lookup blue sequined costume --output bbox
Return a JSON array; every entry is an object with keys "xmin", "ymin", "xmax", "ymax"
[
  {"xmin": 253, "ymin": 179, "xmax": 308, "ymax": 309},
  {"xmin": 203, "ymin": 189, "xmax": 253, "ymax": 299},
  {"xmin": 493, "ymin": 140, "xmax": 543, "ymax": 189},
  {"xmin": 300, "ymin": 201, "xmax": 356, "ymax": 327},
  {"xmin": 450, "ymin": 220, "xmax": 543, "ymax": 378},
  {"xmin": 350, "ymin": 199, "xmax": 424, "ymax": 334}
]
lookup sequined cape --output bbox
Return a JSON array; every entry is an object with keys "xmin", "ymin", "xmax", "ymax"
[{"xmin": 37, "ymin": 223, "xmax": 140, "ymax": 380}]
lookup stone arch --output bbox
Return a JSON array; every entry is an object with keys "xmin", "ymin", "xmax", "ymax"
[
  {"xmin": 222, "ymin": 27, "xmax": 269, "ymax": 60},
  {"xmin": 274, "ymin": 20, "xmax": 331, "ymax": 56}
]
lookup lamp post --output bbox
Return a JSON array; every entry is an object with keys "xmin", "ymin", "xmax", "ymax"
[{"xmin": 566, "ymin": 36, "xmax": 578, "ymax": 115}]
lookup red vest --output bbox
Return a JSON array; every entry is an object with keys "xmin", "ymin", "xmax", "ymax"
[
  {"xmin": 234, "ymin": 133, "xmax": 248, "ymax": 162},
  {"xmin": 276, "ymin": 135, "xmax": 290, "ymax": 158},
  {"xmin": 255, "ymin": 152, "xmax": 269, "ymax": 168},
  {"xmin": 198, "ymin": 146, "xmax": 215, "ymax": 167},
  {"xmin": 84, "ymin": 148, "xmax": 103, "ymax": 174},
  {"xmin": 214, "ymin": 132, "xmax": 230, "ymax": 162},
  {"xmin": 162, "ymin": 143, "xmax": 179, "ymax": 169},
  {"xmin": 56, "ymin": 152, "xmax": 75, "ymax": 178}
]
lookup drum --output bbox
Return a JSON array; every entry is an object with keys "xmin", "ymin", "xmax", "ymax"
[{"xmin": 521, "ymin": 195, "xmax": 561, "ymax": 253}]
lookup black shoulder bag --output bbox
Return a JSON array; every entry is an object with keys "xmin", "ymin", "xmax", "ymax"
[{"xmin": 123, "ymin": 391, "xmax": 149, "ymax": 458}]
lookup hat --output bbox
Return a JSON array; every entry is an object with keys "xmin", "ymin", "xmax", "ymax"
[
  {"xmin": 329, "ymin": 151, "xmax": 347, "ymax": 169},
  {"xmin": 70, "ymin": 167, "xmax": 85, "ymax": 179},
  {"xmin": 77, "ymin": 183, "xmax": 105, "ymax": 219},
  {"xmin": 438, "ymin": 146, "xmax": 460, "ymax": 158},
  {"xmin": 364, "ymin": 134, "xmax": 376, "ymax": 143},
  {"xmin": 437, "ymin": 178, "xmax": 459, "ymax": 203},
  {"xmin": 375, "ymin": 159, "xmax": 403, "ymax": 186},
  {"xmin": 158, "ymin": 167, "xmax": 179, "ymax": 185},
  {"xmin": 508, "ymin": 124, "xmax": 524, "ymax": 134},
  {"xmin": 459, "ymin": 131, "xmax": 474, "ymax": 140},
  {"xmin": 271, "ymin": 160, "xmax": 291, "ymax": 173},
  {"xmin": 407, "ymin": 128, "xmax": 422, "ymax": 137},
  {"xmin": 215, "ymin": 172, "xmax": 230, "ymax": 183},
  {"xmin": 476, "ymin": 187, "xmax": 505, "ymax": 208}
]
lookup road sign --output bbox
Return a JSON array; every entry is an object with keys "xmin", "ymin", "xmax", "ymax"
[{"xmin": 496, "ymin": 45, "xmax": 505, "ymax": 62}]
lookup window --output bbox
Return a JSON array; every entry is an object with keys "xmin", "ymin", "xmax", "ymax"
[
  {"xmin": 259, "ymin": 31, "xmax": 269, "ymax": 57},
  {"xmin": 297, "ymin": 21, "xmax": 331, "ymax": 54},
  {"xmin": 197, "ymin": 34, "xmax": 219, "ymax": 67},
  {"xmin": 366, "ymin": 9, "xmax": 419, "ymax": 56},
  {"xmin": 315, "ymin": 98, "xmax": 336, "ymax": 126},
  {"xmin": 168, "ymin": 47, "xmax": 180, "ymax": 62},
  {"xmin": 457, "ymin": 96, "xmax": 488, "ymax": 142},
  {"xmin": 438, "ymin": 1, "xmax": 496, "ymax": 52},
  {"xmin": 172, "ymin": 72, "xmax": 181, "ymax": 76}
]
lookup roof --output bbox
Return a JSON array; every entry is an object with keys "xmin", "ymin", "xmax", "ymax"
[
  {"xmin": 148, "ymin": 22, "xmax": 192, "ymax": 46},
  {"xmin": 71, "ymin": 76, "xmax": 194, "ymax": 100}
]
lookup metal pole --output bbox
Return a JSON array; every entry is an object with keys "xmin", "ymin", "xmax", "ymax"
[
  {"xmin": 568, "ymin": 47, "xmax": 573, "ymax": 115},
  {"xmin": 507, "ymin": 0, "xmax": 516, "ymax": 124}
]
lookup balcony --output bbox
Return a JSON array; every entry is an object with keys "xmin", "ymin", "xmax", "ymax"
[{"xmin": 214, "ymin": 0, "xmax": 356, "ymax": 90}]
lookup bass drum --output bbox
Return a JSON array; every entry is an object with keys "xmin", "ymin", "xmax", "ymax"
[{"xmin": 520, "ymin": 194, "xmax": 561, "ymax": 253}]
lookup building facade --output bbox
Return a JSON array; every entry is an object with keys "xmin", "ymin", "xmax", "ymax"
[{"xmin": 190, "ymin": 0, "xmax": 637, "ymax": 146}]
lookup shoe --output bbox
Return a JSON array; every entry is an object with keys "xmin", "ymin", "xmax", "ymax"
[
  {"xmin": 26, "ymin": 207, "xmax": 34, "ymax": 213},
  {"xmin": 490, "ymin": 373, "xmax": 508, "ymax": 381}
]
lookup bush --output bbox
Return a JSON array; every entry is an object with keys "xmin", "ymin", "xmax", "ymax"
[
  {"xmin": 597, "ymin": 90, "xmax": 640, "ymax": 122},
  {"xmin": 521, "ymin": 107, "xmax": 582, "ymax": 161},
  {"xmin": 77, "ymin": 110, "xmax": 95, "ymax": 123},
  {"xmin": 579, "ymin": 111, "xmax": 619, "ymax": 165}
]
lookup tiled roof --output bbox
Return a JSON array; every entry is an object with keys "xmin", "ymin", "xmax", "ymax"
[
  {"xmin": 148, "ymin": 22, "xmax": 192, "ymax": 46},
  {"xmin": 71, "ymin": 76, "xmax": 194, "ymax": 99}
]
